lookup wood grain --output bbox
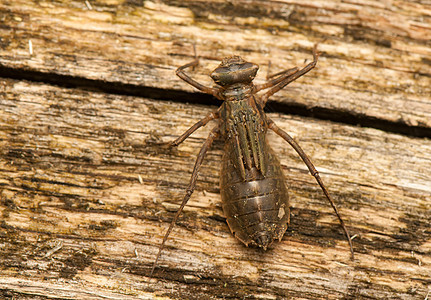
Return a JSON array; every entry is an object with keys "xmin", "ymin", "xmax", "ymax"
[
  {"xmin": 0, "ymin": 0, "xmax": 430, "ymax": 299},
  {"xmin": 1, "ymin": 78, "xmax": 430, "ymax": 299},
  {"xmin": 1, "ymin": 0, "xmax": 430, "ymax": 129}
]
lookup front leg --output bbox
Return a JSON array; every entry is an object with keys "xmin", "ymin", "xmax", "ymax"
[
  {"xmin": 254, "ymin": 66, "xmax": 299, "ymax": 92},
  {"xmin": 176, "ymin": 53, "xmax": 219, "ymax": 98},
  {"xmin": 258, "ymin": 45, "xmax": 320, "ymax": 107}
]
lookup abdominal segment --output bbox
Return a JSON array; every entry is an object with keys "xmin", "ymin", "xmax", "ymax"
[{"xmin": 220, "ymin": 144, "xmax": 290, "ymax": 249}]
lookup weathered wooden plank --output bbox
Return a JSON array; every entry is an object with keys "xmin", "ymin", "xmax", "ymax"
[
  {"xmin": 1, "ymin": 79, "xmax": 430, "ymax": 299},
  {"xmin": 1, "ymin": 0, "xmax": 430, "ymax": 299},
  {"xmin": 0, "ymin": 0, "xmax": 430, "ymax": 132}
]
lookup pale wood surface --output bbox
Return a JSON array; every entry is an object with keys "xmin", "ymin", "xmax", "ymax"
[
  {"xmin": 1, "ymin": 0, "xmax": 431, "ymax": 129},
  {"xmin": 1, "ymin": 1, "xmax": 431, "ymax": 299}
]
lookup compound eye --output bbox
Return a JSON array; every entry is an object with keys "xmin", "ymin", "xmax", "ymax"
[
  {"xmin": 239, "ymin": 62, "xmax": 255, "ymax": 71},
  {"xmin": 213, "ymin": 66, "xmax": 230, "ymax": 74}
]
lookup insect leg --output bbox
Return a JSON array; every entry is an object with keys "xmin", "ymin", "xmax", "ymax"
[
  {"xmin": 267, "ymin": 119, "xmax": 354, "ymax": 259},
  {"xmin": 171, "ymin": 109, "xmax": 220, "ymax": 147},
  {"xmin": 254, "ymin": 66, "xmax": 299, "ymax": 92},
  {"xmin": 176, "ymin": 46, "xmax": 219, "ymax": 97},
  {"xmin": 150, "ymin": 125, "xmax": 220, "ymax": 277},
  {"xmin": 267, "ymin": 63, "xmax": 300, "ymax": 80},
  {"xmin": 259, "ymin": 45, "xmax": 319, "ymax": 106}
]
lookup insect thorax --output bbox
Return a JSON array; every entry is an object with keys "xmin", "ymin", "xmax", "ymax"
[
  {"xmin": 220, "ymin": 99, "xmax": 268, "ymax": 179},
  {"xmin": 219, "ymin": 83, "xmax": 253, "ymax": 102}
]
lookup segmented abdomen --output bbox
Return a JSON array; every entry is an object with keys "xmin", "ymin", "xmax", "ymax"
[{"xmin": 220, "ymin": 141, "xmax": 290, "ymax": 249}]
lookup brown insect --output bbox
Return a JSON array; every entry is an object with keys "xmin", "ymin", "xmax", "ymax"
[{"xmin": 150, "ymin": 45, "xmax": 354, "ymax": 275}]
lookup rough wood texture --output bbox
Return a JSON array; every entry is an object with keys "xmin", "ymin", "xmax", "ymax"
[
  {"xmin": 1, "ymin": 0, "xmax": 431, "ymax": 131},
  {"xmin": 0, "ymin": 0, "xmax": 430, "ymax": 299}
]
